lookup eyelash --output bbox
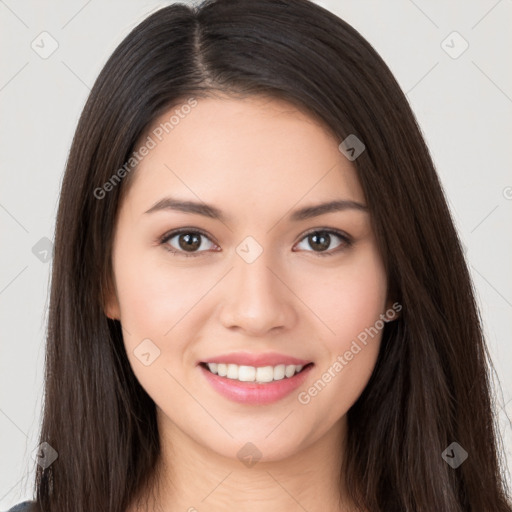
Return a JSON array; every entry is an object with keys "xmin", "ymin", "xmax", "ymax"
[{"xmin": 159, "ymin": 227, "xmax": 353, "ymax": 258}]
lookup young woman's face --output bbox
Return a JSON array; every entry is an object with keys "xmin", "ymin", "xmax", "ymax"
[{"xmin": 106, "ymin": 95, "xmax": 391, "ymax": 462}]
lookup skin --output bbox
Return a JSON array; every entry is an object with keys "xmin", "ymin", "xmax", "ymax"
[{"xmin": 105, "ymin": 95, "xmax": 394, "ymax": 512}]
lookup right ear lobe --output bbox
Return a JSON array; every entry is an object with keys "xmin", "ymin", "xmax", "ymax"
[
  {"xmin": 102, "ymin": 279, "xmax": 121, "ymax": 320},
  {"xmin": 105, "ymin": 302, "xmax": 120, "ymax": 320}
]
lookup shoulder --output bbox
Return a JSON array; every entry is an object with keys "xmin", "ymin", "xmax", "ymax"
[{"xmin": 6, "ymin": 501, "xmax": 38, "ymax": 512}]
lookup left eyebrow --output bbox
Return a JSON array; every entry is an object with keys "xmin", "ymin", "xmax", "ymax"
[
  {"xmin": 143, "ymin": 196, "xmax": 368, "ymax": 223},
  {"xmin": 289, "ymin": 199, "xmax": 368, "ymax": 221}
]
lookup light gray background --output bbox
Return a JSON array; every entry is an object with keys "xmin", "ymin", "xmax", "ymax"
[{"xmin": 1, "ymin": 0, "xmax": 511, "ymax": 507}]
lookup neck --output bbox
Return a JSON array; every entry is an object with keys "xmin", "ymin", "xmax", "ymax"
[{"xmin": 129, "ymin": 410, "xmax": 358, "ymax": 512}]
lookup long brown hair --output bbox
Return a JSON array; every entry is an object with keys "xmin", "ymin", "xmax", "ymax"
[{"xmin": 35, "ymin": 0, "xmax": 511, "ymax": 510}]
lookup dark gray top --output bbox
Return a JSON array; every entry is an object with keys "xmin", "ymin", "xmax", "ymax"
[{"xmin": 6, "ymin": 501, "xmax": 37, "ymax": 512}]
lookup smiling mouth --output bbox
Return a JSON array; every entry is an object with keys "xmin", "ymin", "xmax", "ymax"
[{"xmin": 199, "ymin": 362, "xmax": 314, "ymax": 384}]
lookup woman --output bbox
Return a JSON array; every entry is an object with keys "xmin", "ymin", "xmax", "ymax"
[{"xmin": 9, "ymin": 0, "xmax": 511, "ymax": 510}]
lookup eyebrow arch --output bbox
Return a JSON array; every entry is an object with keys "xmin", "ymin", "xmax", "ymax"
[{"xmin": 144, "ymin": 196, "xmax": 368, "ymax": 222}]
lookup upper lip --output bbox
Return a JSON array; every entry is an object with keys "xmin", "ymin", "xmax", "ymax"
[{"xmin": 200, "ymin": 352, "xmax": 312, "ymax": 367}]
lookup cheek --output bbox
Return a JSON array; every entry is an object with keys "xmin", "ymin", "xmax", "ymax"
[
  {"xmin": 300, "ymin": 244, "xmax": 388, "ymax": 345},
  {"xmin": 111, "ymin": 240, "xmax": 179, "ymax": 353},
  {"xmin": 330, "ymin": 249, "xmax": 387, "ymax": 375},
  {"xmin": 297, "ymin": 336, "xmax": 381, "ymax": 434},
  {"xmin": 113, "ymin": 254, "xmax": 195, "ymax": 403},
  {"xmin": 116, "ymin": 270, "xmax": 170, "ymax": 335},
  {"xmin": 112, "ymin": 244, "xmax": 217, "ymax": 373},
  {"xmin": 113, "ymin": 239, "xmax": 191, "ymax": 330},
  {"xmin": 294, "ymin": 247, "xmax": 386, "ymax": 417}
]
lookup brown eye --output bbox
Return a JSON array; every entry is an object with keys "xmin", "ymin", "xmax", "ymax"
[
  {"xmin": 177, "ymin": 232, "xmax": 201, "ymax": 251},
  {"xmin": 295, "ymin": 229, "xmax": 352, "ymax": 256},
  {"xmin": 161, "ymin": 229, "xmax": 216, "ymax": 257}
]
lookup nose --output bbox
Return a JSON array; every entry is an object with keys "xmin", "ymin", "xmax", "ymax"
[{"xmin": 218, "ymin": 251, "xmax": 297, "ymax": 336}]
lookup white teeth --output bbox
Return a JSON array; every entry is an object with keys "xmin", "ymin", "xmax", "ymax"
[
  {"xmin": 256, "ymin": 366, "xmax": 274, "ymax": 383},
  {"xmin": 205, "ymin": 362, "xmax": 306, "ymax": 382},
  {"xmin": 273, "ymin": 364, "xmax": 285, "ymax": 380},
  {"xmin": 227, "ymin": 364, "xmax": 238, "ymax": 379},
  {"xmin": 285, "ymin": 364, "xmax": 296, "ymax": 377},
  {"xmin": 238, "ymin": 365, "xmax": 256, "ymax": 382}
]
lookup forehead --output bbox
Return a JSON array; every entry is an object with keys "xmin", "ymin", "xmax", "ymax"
[{"xmin": 122, "ymin": 95, "xmax": 365, "ymax": 218}]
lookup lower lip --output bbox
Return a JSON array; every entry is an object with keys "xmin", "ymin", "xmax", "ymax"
[{"xmin": 199, "ymin": 364, "xmax": 314, "ymax": 405}]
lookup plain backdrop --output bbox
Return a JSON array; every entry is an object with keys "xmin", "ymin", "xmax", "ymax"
[{"xmin": 1, "ymin": 0, "xmax": 511, "ymax": 508}]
